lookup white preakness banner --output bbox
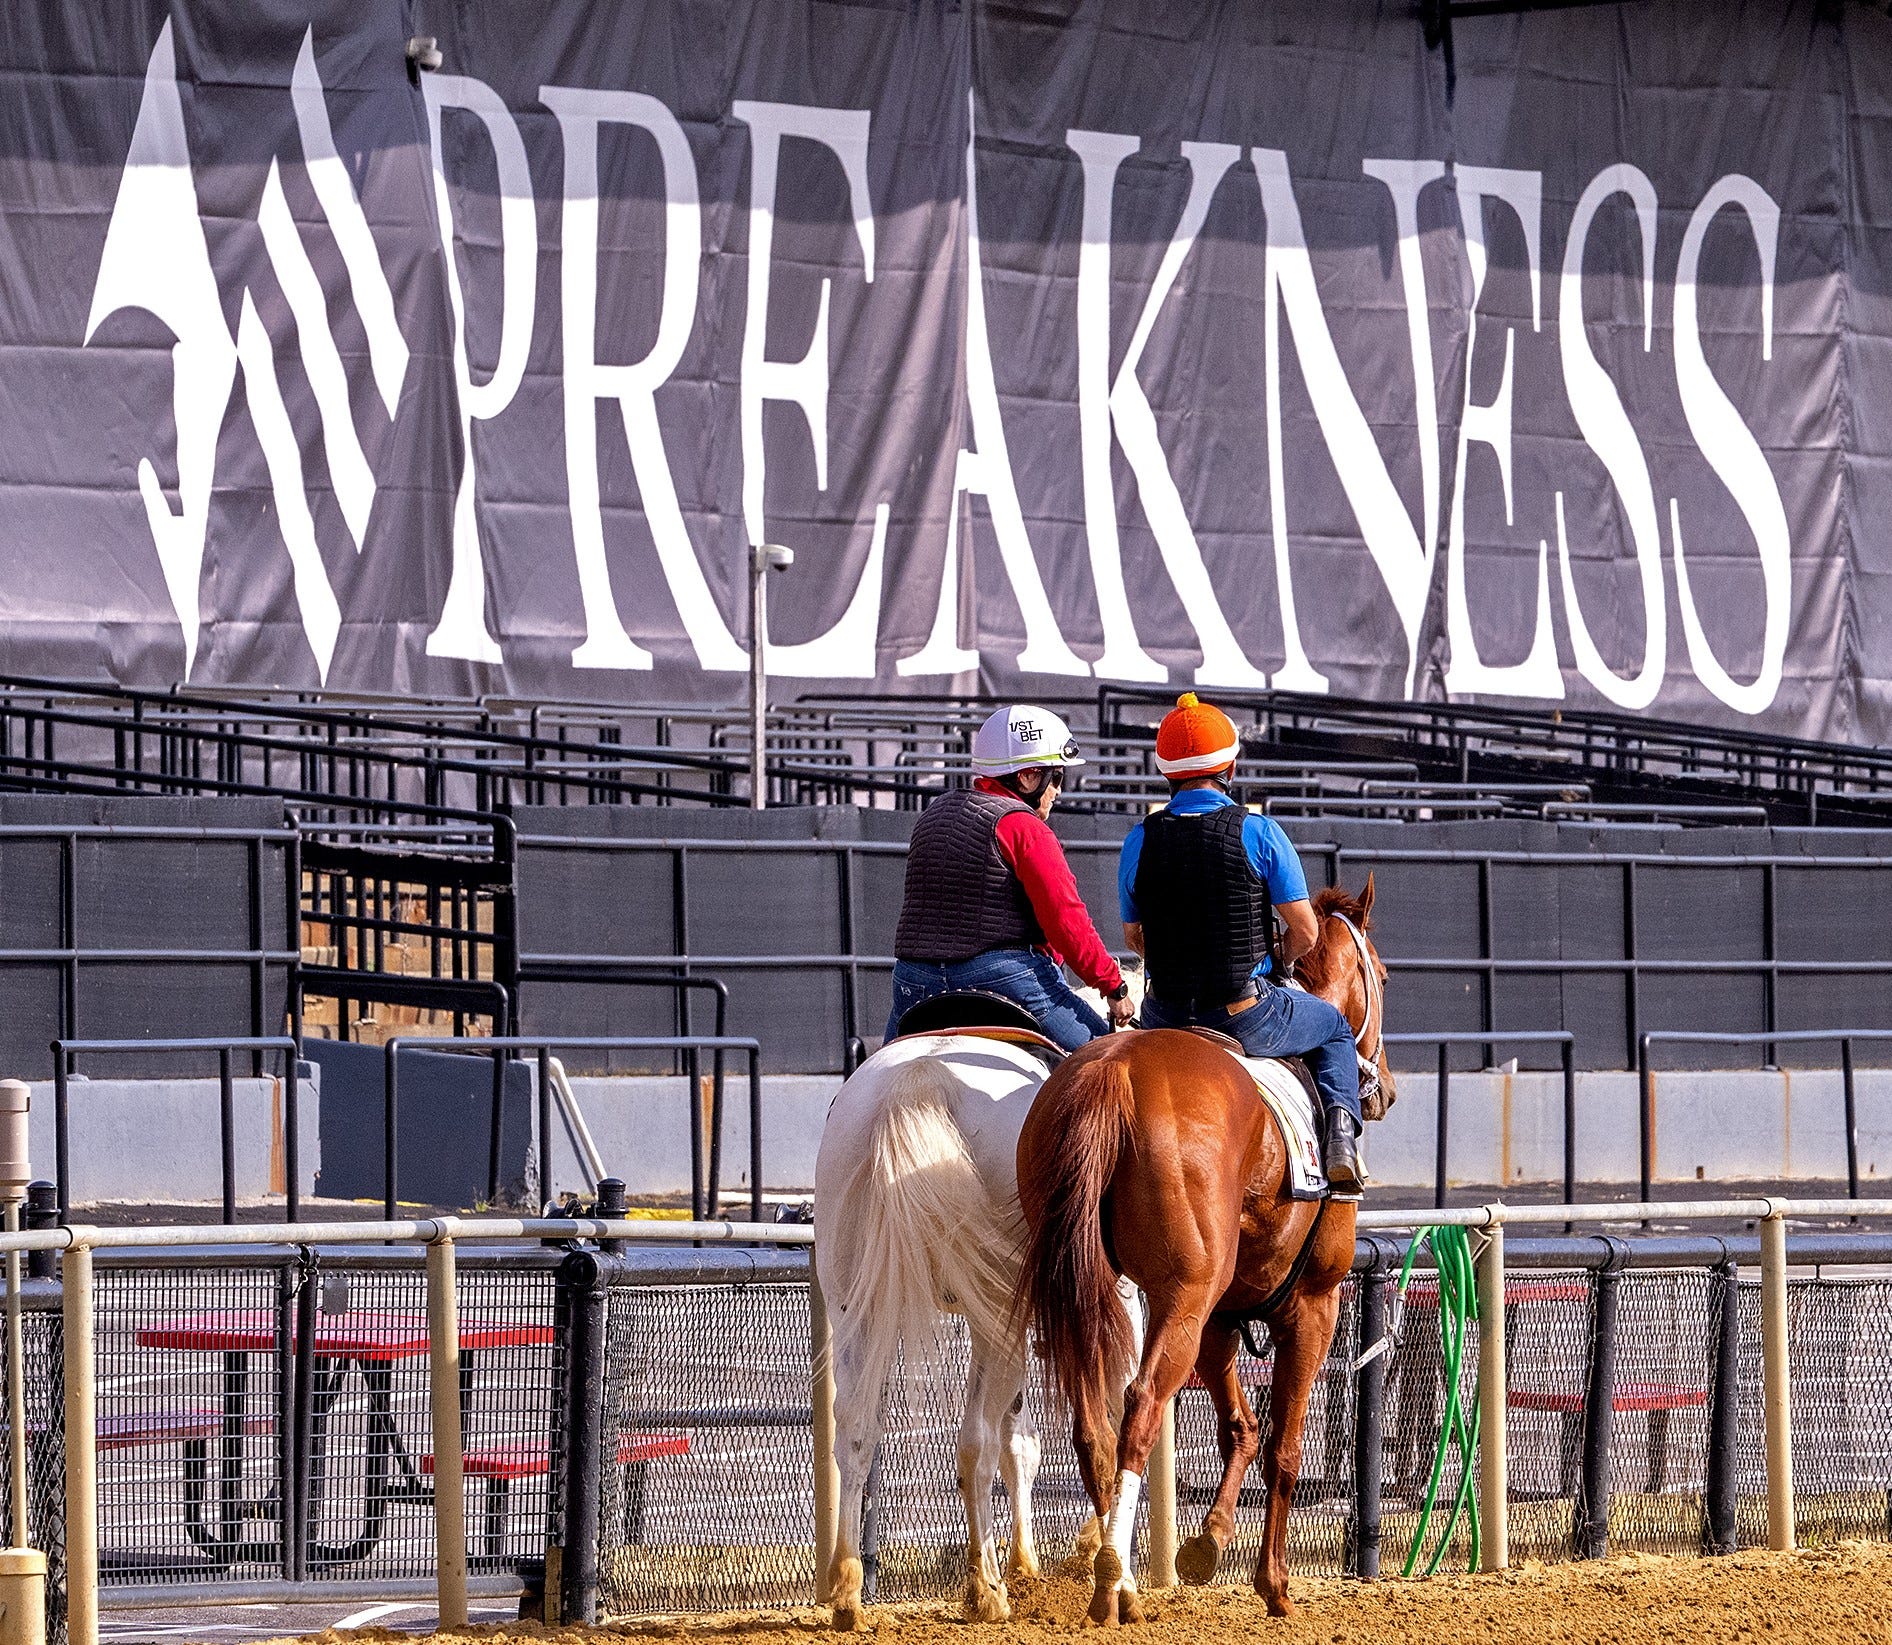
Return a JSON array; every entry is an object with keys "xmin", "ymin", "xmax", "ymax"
[{"xmin": 0, "ymin": 1, "xmax": 1876, "ymax": 735}]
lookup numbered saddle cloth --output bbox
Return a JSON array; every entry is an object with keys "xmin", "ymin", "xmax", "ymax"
[{"xmin": 1236, "ymin": 1053, "xmax": 1330, "ymax": 1201}]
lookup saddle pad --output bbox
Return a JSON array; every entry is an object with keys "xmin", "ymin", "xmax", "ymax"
[{"xmin": 1235, "ymin": 1054, "xmax": 1328, "ymax": 1201}]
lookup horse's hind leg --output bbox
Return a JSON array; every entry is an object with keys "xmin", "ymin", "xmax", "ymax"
[
  {"xmin": 960, "ymin": 1334, "xmax": 1019, "ymax": 1621},
  {"xmin": 1252, "ymin": 1287, "xmax": 1342, "ymax": 1618},
  {"xmin": 1174, "ymin": 1320, "xmax": 1260, "ymax": 1586},
  {"xmin": 827, "ymin": 1328, "xmax": 889, "ymax": 1630},
  {"xmin": 1072, "ymin": 1275, "xmax": 1143, "ymax": 1572},
  {"xmin": 1091, "ymin": 1284, "xmax": 1205, "ymax": 1627},
  {"xmin": 997, "ymin": 1352, "xmax": 1043, "ymax": 1584}
]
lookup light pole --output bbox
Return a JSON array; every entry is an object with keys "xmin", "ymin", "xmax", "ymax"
[{"xmin": 750, "ymin": 544, "xmax": 794, "ymax": 810}]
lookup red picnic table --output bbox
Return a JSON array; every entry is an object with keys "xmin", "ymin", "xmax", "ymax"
[
  {"xmin": 138, "ymin": 1308, "xmax": 554, "ymax": 1570},
  {"xmin": 1386, "ymin": 1277, "xmax": 1589, "ymax": 1500}
]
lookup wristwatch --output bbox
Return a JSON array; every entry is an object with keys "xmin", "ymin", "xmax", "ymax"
[{"xmin": 1106, "ymin": 981, "xmax": 1132, "ymax": 1003}]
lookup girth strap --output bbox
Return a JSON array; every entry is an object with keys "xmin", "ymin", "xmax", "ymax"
[{"xmin": 1227, "ymin": 1195, "xmax": 1330, "ymax": 1359}]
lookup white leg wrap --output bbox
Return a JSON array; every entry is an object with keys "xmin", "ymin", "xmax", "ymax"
[{"xmin": 1108, "ymin": 1468, "xmax": 1142, "ymax": 1582}]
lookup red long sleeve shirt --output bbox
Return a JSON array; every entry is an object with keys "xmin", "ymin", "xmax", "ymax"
[{"xmin": 977, "ymin": 777, "xmax": 1124, "ymax": 996}]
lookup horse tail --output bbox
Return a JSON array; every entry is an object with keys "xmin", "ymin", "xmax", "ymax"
[
  {"xmin": 1017, "ymin": 1051, "xmax": 1136, "ymax": 1485},
  {"xmin": 822, "ymin": 1056, "xmax": 1017, "ymax": 1419}
]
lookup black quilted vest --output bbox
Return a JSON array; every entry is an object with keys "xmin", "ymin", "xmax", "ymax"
[
  {"xmin": 1134, "ymin": 803, "xmax": 1273, "ymax": 1007},
  {"xmin": 894, "ymin": 787, "xmax": 1046, "ymax": 964}
]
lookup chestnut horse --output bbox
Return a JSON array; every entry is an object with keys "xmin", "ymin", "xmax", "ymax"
[{"xmin": 1016, "ymin": 881, "xmax": 1393, "ymax": 1624}]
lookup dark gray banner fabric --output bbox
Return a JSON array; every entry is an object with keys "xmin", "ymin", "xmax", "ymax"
[{"xmin": 0, "ymin": 1, "xmax": 1881, "ymax": 736}]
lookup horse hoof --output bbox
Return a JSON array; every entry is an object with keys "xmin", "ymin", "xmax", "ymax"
[
  {"xmin": 963, "ymin": 1578, "xmax": 1010, "ymax": 1623},
  {"xmin": 1118, "ymin": 1589, "xmax": 1145, "ymax": 1625},
  {"xmin": 1007, "ymin": 1545, "xmax": 1042, "ymax": 1583},
  {"xmin": 1086, "ymin": 1585, "xmax": 1120, "ymax": 1628},
  {"xmin": 1175, "ymin": 1533, "xmax": 1220, "ymax": 1586},
  {"xmin": 1072, "ymin": 1517, "xmax": 1104, "ymax": 1563},
  {"xmin": 1256, "ymin": 1584, "xmax": 1294, "ymax": 1620},
  {"xmin": 829, "ymin": 1556, "xmax": 865, "ymax": 1631}
]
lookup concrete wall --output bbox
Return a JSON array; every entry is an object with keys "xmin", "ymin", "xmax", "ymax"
[
  {"xmin": 1366, "ymin": 1067, "xmax": 1892, "ymax": 1189},
  {"xmin": 555, "ymin": 1067, "xmax": 1892, "ymax": 1197},
  {"xmin": 35, "ymin": 1061, "xmax": 1892, "ymax": 1206},
  {"xmin": 556, "ymin": 1074, "xmax": 836, "ymax": 1201},
  {"xmin": 32, "ymin": 1068, "xmax": 321, "ymax": 1206}
]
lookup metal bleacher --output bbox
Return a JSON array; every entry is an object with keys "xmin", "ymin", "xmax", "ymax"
[
  {"xmin": 0, "ymin": 674, "xmax": 1888, "ymax": 1084},
  {"xmin": 0, "ymin": 674, "xmax": 1878, "ymax": 828}
]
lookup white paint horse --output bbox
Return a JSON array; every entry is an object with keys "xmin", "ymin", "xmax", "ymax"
[{"xmin": 813, "ymin": 1029, "xmax": 1138, "ymax": 1629}]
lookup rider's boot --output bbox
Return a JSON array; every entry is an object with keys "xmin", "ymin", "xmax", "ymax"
[{"xmin": 1322, "ymin": 1108, "xmax": 1363, "ymax": 1193}]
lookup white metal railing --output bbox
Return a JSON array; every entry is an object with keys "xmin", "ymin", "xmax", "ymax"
[{"xmin": 12, "ymin": 1199, "xmax": 1891, "ymax": 1641}]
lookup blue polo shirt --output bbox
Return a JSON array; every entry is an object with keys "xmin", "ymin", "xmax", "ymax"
[{"xmin": 1117, "ymin": 789, "xmax": 1308, "ymax": 977}]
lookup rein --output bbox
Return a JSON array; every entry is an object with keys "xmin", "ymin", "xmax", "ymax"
[{"xmin": 1330, "ymin": 911, "xmax": 1385, "ymax": 1104}]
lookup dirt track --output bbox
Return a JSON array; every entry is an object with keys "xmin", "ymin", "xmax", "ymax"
[{"xmin": 240, "ymin": 1542, "xmax": 1892, "ymax": 1645}]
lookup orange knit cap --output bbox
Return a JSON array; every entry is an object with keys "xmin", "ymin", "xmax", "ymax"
[{"xmin": 1154, "ymin": 692, "xmax": 1240, "ymax": 778}]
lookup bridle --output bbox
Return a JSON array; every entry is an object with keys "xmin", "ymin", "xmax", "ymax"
[{"xmin": 1329, "ymin": 912, "xmax": 1385, "ymax": 1105}]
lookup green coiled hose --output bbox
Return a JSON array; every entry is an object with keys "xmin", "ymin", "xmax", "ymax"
[{"xmin": 1398, "ymin": 1225, "xmax": 1481, "ymax": 1577}]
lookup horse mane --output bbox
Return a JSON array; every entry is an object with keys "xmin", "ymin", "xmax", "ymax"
[
  {"xmin": 1295, "ymin": 883, "xmax": 1370, "ymax": 992},
  {"xmin": 1311, "ymin": 883, "xmax": 1371, "ymax": 929}
]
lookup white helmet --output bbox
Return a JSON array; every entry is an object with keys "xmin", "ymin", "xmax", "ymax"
[{"xmin": 970, "ymin": 705, "xmax": 1086, "ymax": 776}]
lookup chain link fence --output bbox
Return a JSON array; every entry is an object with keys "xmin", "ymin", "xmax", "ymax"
[
  {"xmin": 1379, "ymin": 1269, "xmax": 1484, "ymax": 1573},
  {"xmin": 1736, "ymin": 1275, "xmax": 1892, "ymax": 1548},
  {"xmin": 1601, "ymin": 1269, "xmax": 1719, "ymax": 1555},
  {"xmin": 1, "ymin": 1292, "xmax": 63, "ymax": 1645},
  {"xmin": 13, "ymin": 1247, "xmax": 561, "ymax": 1626},
  {"xmin": 599, "ymin": 1280, "xmax": 815, "ymax": 1615},
  {"xmin": 3, "ymin": 1231, "xmax": 1891, "ymax": 1631}
]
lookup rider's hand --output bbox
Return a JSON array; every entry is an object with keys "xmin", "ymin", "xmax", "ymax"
[{"xmin": 1108, "ymin": 992, "xmax": 1137, "ymax": 1029}]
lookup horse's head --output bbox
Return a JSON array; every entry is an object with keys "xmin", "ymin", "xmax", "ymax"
[{"xmin": 1296, "ymin": 874, "xmax": 1395, "ymax": 1121}]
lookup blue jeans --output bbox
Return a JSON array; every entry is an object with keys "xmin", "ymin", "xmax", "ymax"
[
  {"xmin": 886, "ymin": 949, "xmax": 1110, "ymax": 1052},
  {"xmin": 1141, "ymin": 981, "xmax": 1361, "ymax": 1125}
]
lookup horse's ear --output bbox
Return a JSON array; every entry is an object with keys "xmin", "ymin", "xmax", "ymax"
[{"xmin": 1359, "ymin": 872, "xmax": 1376, "ymax": 924}]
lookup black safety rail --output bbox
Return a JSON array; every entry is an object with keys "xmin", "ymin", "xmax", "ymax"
[
  {"xmin": 509, "ymin": 967, "xmax": 732, "ymax": 1180},
  {"xmin": 298, "ymin": 819, "xmax": 518, "ymax": 1040},
  {"xmin": 1635, "ymin": 1029, "xmax": 1892, "ymax": 1205},
  {"xmin": 379, "ymin": 1035, "xmax": 764, "ymax": 1222},
  {"xmin": 0, "ymin": 814, "xmax": 298, "ymax": 1081},
  {"xmin": 511, "ymin": 828, "xmax": 897, "ymax": 1070},
  {"xmin": 512, "ymin": 822, "xmax": 1892, "ymax": 1075},
  {"xmin": 51, "ymin": 1037, "xmax": 304, "ymax": 1224},
  {"xmin": 0, "ymin": 677, "xmax": 749, "ymax": 815},
  {"xmin": 1381, "ymin": 1032, "xmax": 1578, "ymax": 1209},
  {"xmin": 1310, "ymin": 837, "xmax": 1892, "ymax": 1070},
  {"xmin": 0, "ymin": 676, "xmax": 1818, "ymax": 824},
  {"xmin": 1100, "ymin": 683, "xmax": 1892, "ymax": 826}
]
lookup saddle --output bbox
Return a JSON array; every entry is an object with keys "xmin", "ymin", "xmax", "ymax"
[
  {"xmin": 1181, "ymin": 1024, "xmax": 1245, "ymax": 1056},
  {"xmin": 890, "ymin": 990, "xmax": 1065, "ymax": 1066},
  {"xmin": 1170, "ymin": 1026, "xmax": 1332, "ymax": 1202}
]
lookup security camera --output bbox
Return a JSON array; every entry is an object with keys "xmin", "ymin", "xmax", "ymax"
[
  {"xmin": 755, "ymin": 544, "xmax": 795, "ymax": 573},
  {"xmin": 406, "ymin": 36, "xmax": 443, "ymax": 74}
]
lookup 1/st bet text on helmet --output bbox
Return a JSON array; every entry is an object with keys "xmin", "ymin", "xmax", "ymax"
[{"xmin": 969, "ymin": 705, "xmax": 1086, "ymax": 776}]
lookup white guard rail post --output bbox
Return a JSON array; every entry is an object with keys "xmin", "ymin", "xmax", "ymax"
[
  {"xmin": 61, "ymin": 1238, "xmax": 96, "ymax": 1645},
  {"xmin": 1760, "ymin": 1201, "xmax": 1795, "ymax": 1551},
  {"xmin": 426, "ymin": 1221, "xmax": 469, "ymax": 1627},
  {"xmin": 810, "ymin": 1252, "xmax": 840, "ymax": 1604},
  {"xmin": 1147, "ymin": 1400, "xmax": 1178, "ymax": 1587},
  {"xmin": 1475, "ymin": 1217, "xmax": 1508, "ymax": 1572}
]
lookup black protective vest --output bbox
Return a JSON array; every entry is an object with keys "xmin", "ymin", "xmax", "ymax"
[
  {"xmin": 894, "ymin": 787, "xmax": 1046, "ymax": 964},
  {"xmin": 1134, "ymin": 803, "xmax": 1274, "ymax": 1007}
]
